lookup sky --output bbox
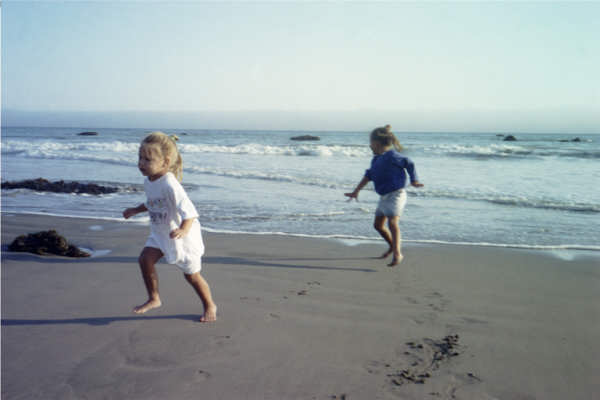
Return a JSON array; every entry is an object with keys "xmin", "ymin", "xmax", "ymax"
[{"xmin": 2, "ymin": 1, "xmax": 599, "ymax": 132}]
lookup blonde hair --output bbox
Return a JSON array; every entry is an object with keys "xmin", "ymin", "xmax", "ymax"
[
  {"xmin": 370, "ymin": 124, "xmax": 403, "ymax": 152},
  {"xmin": 140, "ymin": 131, "xmax": 183, "ymax": 181}
]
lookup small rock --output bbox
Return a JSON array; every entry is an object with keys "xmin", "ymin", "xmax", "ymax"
[
  {"xmin": 503, "ymin": 135, "xmax": 517, "ymax": 141},
  {"xmin": 291, "ymin": 135, "xmax": 320, "ymax": 141},
  {"xmin": 78, "ymin": 131, "xmax": 98, "ymax": 136}
]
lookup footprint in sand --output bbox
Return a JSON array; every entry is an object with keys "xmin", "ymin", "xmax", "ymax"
[
  {"xmin": 208, "ymin": 335, "xmax": 231, "ymax": 347},
  {"xmin": 266, "ymin": 313, "xmax": 281, "ymax": 322},
  {"xmin": 240, "ymin": 296, "xmax": 262, "ymax": 302},
  {"xmin": 196, "ymin": 370, "xmax": 211, "ymax": 381}
]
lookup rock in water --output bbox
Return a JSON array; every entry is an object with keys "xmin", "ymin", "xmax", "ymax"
[
  {"xmin": 291, "ymin": 135, "xmax": 320, "ymax": 141},
  {"xmin": 78, "ymin": 131, "xmax": 98, "ymax": 136},
  {"xmin": 9, "ymin": 230, "xmax": 90, "ymax": 257},
  {"xmin": 503, "ymin": 135, "xmax": 517, "ymax": 141},
  {"xmin": 559, "ymin": 137, "xmax": 582, "ymax": 142},
  {"xmin": 1, "ymin": 178, "xmax": 119, "ymax": 195}
]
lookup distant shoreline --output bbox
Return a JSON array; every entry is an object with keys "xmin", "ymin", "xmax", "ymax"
[{"xmin": 3, "ymin": 109, "xmax": 599, "ymax": 134}]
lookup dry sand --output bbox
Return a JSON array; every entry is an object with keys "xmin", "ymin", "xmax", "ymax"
[{"xmin": 2, "ymin": 213, "xmax": 599, "ymax": 400}]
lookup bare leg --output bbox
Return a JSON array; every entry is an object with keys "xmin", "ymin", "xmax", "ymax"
[
  {"xmin": 387, "ymin": 216, "xmax": 403, "ymax": 267},
  {"xmin": 373, "ymin": 215, "xmax": 393, "ymax": 259},
  {"xmin": 133, "ymin": 247, "xmax": 163, "ymax": 314},
  {"xmin": 184, "ymin": 272, "xmax": 218, "ymax": 322}
]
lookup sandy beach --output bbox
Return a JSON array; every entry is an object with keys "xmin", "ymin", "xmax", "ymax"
[{"xmin": 2, "ymin": 213, "xmax": 599, "ymax": 400}]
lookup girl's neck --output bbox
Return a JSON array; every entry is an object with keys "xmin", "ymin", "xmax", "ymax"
[
  {"xmin": 148, "ymin": 171, "xmax": 168, "ymax": 181},
  {"xmin": 375, "ymin": 145, "xmax": 392, "ymax": 155}
]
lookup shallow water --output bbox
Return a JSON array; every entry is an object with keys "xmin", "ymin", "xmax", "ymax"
[{"xmin": 2, "ymin": 127, "xmax": 599, "ymax": 251}]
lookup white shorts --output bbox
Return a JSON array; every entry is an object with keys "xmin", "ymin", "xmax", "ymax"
[
  {"xmin": 145, "ymin": 235, "xmax": 202, "ymax": 275},
  {"xmin": 375, "ymin": 189, "xmax": 407, "ymax": 217}
]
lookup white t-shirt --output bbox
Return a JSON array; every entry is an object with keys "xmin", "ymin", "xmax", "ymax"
[{"xmin": 144, "ymin": 172, "xmax": 204, "ymax": 264}]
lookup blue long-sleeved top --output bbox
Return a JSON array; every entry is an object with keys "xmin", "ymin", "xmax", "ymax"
[{"xmin": 365, "ymin": 150, "xmax": 418, "ymax": 195}]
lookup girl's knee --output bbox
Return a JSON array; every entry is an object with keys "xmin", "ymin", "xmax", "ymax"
[
  {"xmin": 184, "ymin": 272, "xmax": 201, "ymax": 283},
  {"xmin": 139, "ymin": 249, "xmax": 161, "ymax": 269}
]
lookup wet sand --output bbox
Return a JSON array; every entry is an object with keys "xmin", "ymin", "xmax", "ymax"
[{"xmin": 2, "ymin": 213, "xmax": 599, "ymax": 399}]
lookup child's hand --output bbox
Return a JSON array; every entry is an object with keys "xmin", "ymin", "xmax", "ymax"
[
  {"xmin": 344, "ymin": 191, "xmax": 359, "ymax": 201},
  {"xmin": 411, "ymin": 181, "xmax": 424, "ymax": 188},
  {"xmin": 123, "ymin": 208, "xmax": 137, "ymax": 219},
  {"xmin": 170, "ymin": 227, "xmax": 189, "ymax": 239},
  {"xmin": 171, "ymin": 219, "xmax": 194, "ymax": 239}
]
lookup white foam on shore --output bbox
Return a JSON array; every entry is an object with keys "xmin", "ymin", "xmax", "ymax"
[
  {"xmin": 80, "ymin": 248, "xmax": 112, "ymax": 258},
  {"xmin": 201, "ymin": 226, "xmax": 600, "ymax": 254},
  {"xmin": 1, "ymin": 210, "xmax": 150, "ymax": 224}
]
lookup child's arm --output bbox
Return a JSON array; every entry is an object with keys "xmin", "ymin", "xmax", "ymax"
[
  {"xmin": 396, "ymin": 155, "xmax": 424, "ymax": 188},
  {"xmin": 345, "ymin": 176, "xmax": 370, "ymax": 201},
  {"xmin": 123, "ymin": 203, "xmax": 148, "ymax": 219},
  {"xmin": 170, "ymin": 218, "xmax": 194, "ymax": 239}
]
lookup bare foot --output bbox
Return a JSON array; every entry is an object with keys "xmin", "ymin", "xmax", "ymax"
[
  {"xmin": 388, "ymin": 254, "xmax": 404, "ymax": 267},
  {"xmin": 133, "ymin": 299, "xmax": 162, "ymax": 314},
  {"xmin": 378, "ymin": 248, "xmax": 393, "ymax": 259},
  {"xmin": 200, "ymin": 305, "xmax": 218, "ymax": 323}
]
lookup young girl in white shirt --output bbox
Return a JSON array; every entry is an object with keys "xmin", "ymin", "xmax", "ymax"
[{"xmin": 123, "ymin": 132, "xmax": 217, "ymax": 322}]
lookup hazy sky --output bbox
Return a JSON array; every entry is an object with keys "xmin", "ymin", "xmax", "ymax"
[{"xmin": 2, "ymin": 1, "xmax": 599, "ymax": 131}]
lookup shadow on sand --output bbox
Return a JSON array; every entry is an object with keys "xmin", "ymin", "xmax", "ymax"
[
  {"xmin": 1, "ymin": 314, "xmax": 201, "ymax": 327},
  {"xmin": 1, "ymin": 252, "xmax": 377, "ymax": 272}
]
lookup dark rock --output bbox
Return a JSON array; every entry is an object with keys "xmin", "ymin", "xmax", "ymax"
[
  {"xmin": 9, "ymin": 230, "xmax": 90, "ymax": 257},
  {"xmin": 503, "ymin": 135, "xmax": 517, "ymax": 141},
  {"xmin": 291, "ymin": 135, "xmax": 320, "ymax": 141},
  {"xmin": 78, "ymin": 131, "xmax": 99, "ymax": 136},
  {"xmin": 1, "ymin": 178, "xmax": 119, "ymax": 195},
  {"xmin": 559, "ymin": 138, "xmax": 581, "ymax": 142}
]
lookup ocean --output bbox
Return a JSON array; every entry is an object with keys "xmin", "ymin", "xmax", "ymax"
[{"xmin": 2, "ymin": 126, "xmax": 599, "ymax": 253}]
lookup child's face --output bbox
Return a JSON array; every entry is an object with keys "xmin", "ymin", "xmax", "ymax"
[{"xmin": 138, "ymin": 145, "xmax": 169, "ymax": 181}]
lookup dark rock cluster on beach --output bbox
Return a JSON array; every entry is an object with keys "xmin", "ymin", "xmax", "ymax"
[
  {"xmin": 291, "ymin": 135, "xmax": 320, "ymax": 141},
  {"xmin": 386, "ymin": 334, "xmax": 462, "ymax": 386},
  {"xmin": 1, "ymin": 178, "xmax": 120, "ymax": 195},
  {"xmin": 9, "ymin": 230, "xmax": 91, "ymax": 258}
]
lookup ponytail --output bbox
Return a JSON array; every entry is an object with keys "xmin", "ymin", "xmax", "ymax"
[{"xmin": 171, "ymin": 151, "xmax": 183, "ymax": 182}]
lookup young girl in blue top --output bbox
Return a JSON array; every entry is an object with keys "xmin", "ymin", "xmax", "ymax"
[{"xmin": 345, "ymin": 125, "xmax": 424, "ymax": 266}]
